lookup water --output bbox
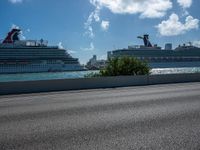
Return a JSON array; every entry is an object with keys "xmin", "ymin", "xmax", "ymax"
[
  {"xmin": 0, "ymin": 67, "xmax": 200, "ymax": 82},
  {"xmin": 0, "ymin": 71, "xmax": 98, "ymax": 82},
  {"xmin": 151, "ymin": 67, "xmax": 200, "ymax": 75}
]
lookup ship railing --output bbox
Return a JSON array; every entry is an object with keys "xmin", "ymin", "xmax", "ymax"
[
  {"xmin": 0, "ymin": 39, "xmax": 49, "ymax": 47},
  {"xmin": 24, "ymin": 40, "xmax": 48, "ymax": 47},
  {"xmin": 128, "ymin": 45, "xmax": 140, "ymax": 49}
]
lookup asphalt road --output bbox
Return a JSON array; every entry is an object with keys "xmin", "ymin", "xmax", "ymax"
[{"xmin": 1, "ymin": 82, "xmax": 200, "ymax": 150}]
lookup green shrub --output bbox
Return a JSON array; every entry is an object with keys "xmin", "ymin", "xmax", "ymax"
[
  {"xmin": 86, "ymin": 56, "xmax": 150, "ymax": 77},
  {"xmin": 84, "ymin": 72, "xmax": 101, "ymax": 78}
]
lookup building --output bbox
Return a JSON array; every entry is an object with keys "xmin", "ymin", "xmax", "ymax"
[{"xmin": 86, "ymin": 55, "xmax": 107, "ymax": 70}]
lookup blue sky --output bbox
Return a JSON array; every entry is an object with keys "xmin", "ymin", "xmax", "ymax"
[{"xmin": 0, "ymin": 0, "xmax": 200, "ymax": 64}]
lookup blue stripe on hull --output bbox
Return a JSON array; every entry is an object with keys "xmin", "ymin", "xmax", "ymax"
[{"xmin": 0, "ymin": 64, "xmax": 85, "ymax": 74}]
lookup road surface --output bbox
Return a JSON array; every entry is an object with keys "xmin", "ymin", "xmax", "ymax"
[{"xmin": 1, "ymin": 82, "xmax": 200, "ymax": 150}]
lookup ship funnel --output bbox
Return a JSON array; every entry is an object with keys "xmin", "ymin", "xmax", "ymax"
[
  {"xmin": 137, "ymin": 34, "xmax": 152, "ymax": 47},
  {"xmin": 2, "ymin": 28, "xmax": 21, "ymax": 44}
]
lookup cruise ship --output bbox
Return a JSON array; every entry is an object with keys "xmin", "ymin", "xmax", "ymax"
[
  {"xmin": 108, "ymin": 34, "xmax": 200, "ymax": 68},
  {"xmin": 0, "ymin": 28, "xmax": 85, "ymax": 73}
]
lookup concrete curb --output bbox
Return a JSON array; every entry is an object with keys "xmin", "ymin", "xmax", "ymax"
[{"xmin": 0, "ymin": 73, "xmax": 200, "ymax": 95}]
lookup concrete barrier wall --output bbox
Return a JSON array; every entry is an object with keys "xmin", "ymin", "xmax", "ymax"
[
  {"xmin": 148, "ymin": 73, "xmax": 200, "ymax": 85},
  {"xmin": 0, "ymin": 73, "xmax": 200, "ymax": 95}
]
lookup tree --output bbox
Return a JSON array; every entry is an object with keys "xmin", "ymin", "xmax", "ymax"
[
  {"xmin": 85, "ymin": 56, "xmax": 150, "ymax": 77},
  {"xmin": 100, "ymin": 56, "xmax": 150, "ymax": 76}
]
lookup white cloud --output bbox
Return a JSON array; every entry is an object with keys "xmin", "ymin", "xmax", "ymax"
[
  {"xmin": 85, "ymin": 0, "xmax": 173, "ymax": 39},
  {"xmin": 177, "ymin": 0, "xmax": 192, "ymax": 8},
  {"xmin": 90, "ymin": 0, "xmax": 172, "ymax": 18},
  {"xmin": 84, "ymin": 3, "xmax": 101, "ymax": 38},
  {"xmin": 81, "ymin": 42, "xmax": 95, "ymax": 51},
  {"xmin": 27, "ymin": 28, "xmax": 30, "ymax": 32},
  {"xmin": 193, "ymin": 40, "xmax": 200, "ymax": 47},
  {"xmin": 58, "ymin": 42, "xmax": 64, "ymax": 49},
  {"xmin": 11, "ymin": 24, "xmax": 20, "ymax": 29},
  {"xmin": 68, "ymin": 50, "xmax": 77, "ymax": 54},
  {"xmin": 10, "ymin": 24, "xmax": 27, "ymax": 40},
  {"xmin": 101, "ymin": 20, "xmax": 109, "ymax": 31},
  {"xmin": 85, "ymin": 25, "xmax": 95, "ymax": 38},
  {"xmin": 8, "ymin": 0, "xmax": 23, "ymax": 4},
  {"xmin": 181, "ymin": 10, "xmax": 189, "ymax": 16},
  {"xmin": 20, "ymin": 34, "xmax": 26, "ymax": 40},
  {"xmin": 156, "ymin": 13, "xmax": 199, "ymax": 36},
  {"xmin": 177, "ymin": 0, "xmax": 192, "ymax": 16}
]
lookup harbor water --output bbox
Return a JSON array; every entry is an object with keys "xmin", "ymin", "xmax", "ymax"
[{"xmin": 0, "ymin": 67, "xmax": 200, "ymax": 82}]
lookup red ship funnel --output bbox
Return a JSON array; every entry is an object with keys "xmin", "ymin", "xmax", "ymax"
[{"xmin": 2, "ymin": 28, "xmax": 21, "ymax": 44}]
